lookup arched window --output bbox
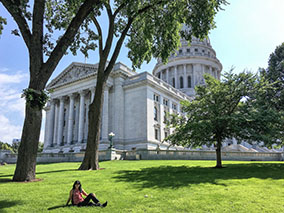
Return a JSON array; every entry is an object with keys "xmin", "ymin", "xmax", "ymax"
[
  {"xmin": 172, "ymin": 78, "xmax": 175, "ymax": 88},
  {"xmin": 180, "ymin": 76, "xmax": 184, "ymax": 88},
  {"xmin": 154, "ymin": 106, "xmax": 158, "ymax": 121},
  {"xmin": 188, "ymin": 76, "xmax": 192, "ymax": 88}
]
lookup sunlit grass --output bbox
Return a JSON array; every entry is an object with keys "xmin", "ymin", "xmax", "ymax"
[{"xmin": 0, "ymin": 160, "xmax": 283, "ymax": 212}]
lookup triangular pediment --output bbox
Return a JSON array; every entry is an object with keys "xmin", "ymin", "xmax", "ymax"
[{"xmin": 47, "ymin": 62, "xmax": 98, "ymax": 89}]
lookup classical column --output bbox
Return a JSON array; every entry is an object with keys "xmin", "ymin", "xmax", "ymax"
[
  {"xmin": 90, "ymin": 87, "xmax": 95, "ymax": 103},
  {"xmin": 101, "ymin": 87, "xmax": 109, "ymax": 141},
  {"xmin": 209, "ymin": 66, "xmax": 213, "ymax": 77},
  {"xmin": 78, "ymin": 91, "xmax": 86, "ymax": 143},
  {"xmin": 67, "ymin": 94, "xmax": 75, "ymax": 145},
  {"xmin": 53, "ymin": 100, "xmax": 58, "ymax": 146},
  {"xmin": 47, "ymin": 100, "xmax": 55, "ymax": 147},
  {"xmin": 183, "ymin": 64, "xmax": 187, "ymax": 88},
  {"xmin": 168, "ymin": 99, "xmax": 173, "ymax": 135},
  {"xmin": 193, "ymin": 64, "xmax": 197, "ymax": 87},
  {"xmin": 160, "ymin": 98, "xmax": 164, "ymax": 141},
  {"xmin": 57, "ymin": 97, "xmax": 65, "ymax": 146},
  {"xmin": 174, "ymin": 66, "xmax": 178, "ymax": 88},
  {"xmin": 166, "ymin": 68, "xmax": 169, "ymax": 84},
  {"xmin": 84, "ymin": 92, "xmax": 90, "ymax": 142}
]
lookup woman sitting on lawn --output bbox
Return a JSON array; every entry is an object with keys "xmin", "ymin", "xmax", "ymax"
[{"xmin": 66, "ymin": 180, "xmax": 107, "ymax": 207}]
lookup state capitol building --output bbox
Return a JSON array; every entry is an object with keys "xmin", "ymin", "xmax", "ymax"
[{"xmin": 43, "ymin": 36, "xmax": 222, "ymax": 153}]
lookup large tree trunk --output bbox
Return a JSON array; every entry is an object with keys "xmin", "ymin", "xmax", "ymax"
[
  {"xmin": 215, "ymin": 139, "xmax": 223, "ymax": 168},
  {"xmin": 79, "ymin": 72, "xmax": 106, "ymax": 170},
  {"xmin": 13, "ymin": 101, "xmax": 43, "ymax": 181}
]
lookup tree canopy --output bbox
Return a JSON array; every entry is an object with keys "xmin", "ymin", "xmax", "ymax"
[
  {"xmin": 261, "ymin": 42, "xmax": 284, "ymax": 111},
  {"xmin": 166, "ymin": 72, "xmax": 284, "ymax": 168}
]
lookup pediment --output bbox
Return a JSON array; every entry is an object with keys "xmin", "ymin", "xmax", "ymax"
[{"xmin": 47, "ymin": 62, "xmax": 98, "ymax": 89}]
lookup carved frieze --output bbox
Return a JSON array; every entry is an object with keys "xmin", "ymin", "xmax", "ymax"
[{"xmin": 48, "ymin": 64, "xmax": 97, "ymax": 89}]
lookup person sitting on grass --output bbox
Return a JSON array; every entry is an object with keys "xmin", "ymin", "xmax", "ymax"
[{"xmin": 66, "ymin": 180, "xmax": 107, "ymax": 207}]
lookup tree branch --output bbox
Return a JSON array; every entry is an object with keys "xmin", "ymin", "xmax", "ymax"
[
  {"xmin": 113, "ymin": 2, "xmax": 126, "ymax": 17},
  {"xmin": 102, "ymin": 2, "xmax": 114, "ymax": 60},
  {"xmin": 31, "ymin": 0, "xmax": 45, "ymax": 60},
  {"xmin": 104, "ymin": 17, "xmax": 133, "ymax": 76},
  {"xmin": 104, "ymin": 0, "xmax": 164, "ymax": 76},
  {"xmin": 43, "ymin": 0, "xmax": 100, "ymax": 80},
  {"xmin": 90, "ymin": 15, "xmax": 103, "ymax": 57},
  {"xmin": 1, "ymin": 0, "xmax": 32, "ymax": 48}
]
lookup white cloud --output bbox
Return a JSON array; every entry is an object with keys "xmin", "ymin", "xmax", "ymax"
[
  {"xmin": 0, "ymin": 71, "xmax": 28, "ymax": 84},
  {"xmin": 0, "ymin": 67, "xmax": 9, "ymax": 72},
  {"xmin": 0, "ymin": 114, "xmax": 22, "ymax": 143},
  {"xmin": 0, "ymin": 70, "xmax": 28, "ymax": 143}
]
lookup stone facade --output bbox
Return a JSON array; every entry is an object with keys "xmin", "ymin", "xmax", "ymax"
[{"xmin": 43, "ymin": 37, "xmax": 222, "ymax": 153}]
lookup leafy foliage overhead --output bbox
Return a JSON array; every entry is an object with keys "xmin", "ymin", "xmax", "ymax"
[{"xmin": 43, "ymin": 0, "xmax": 227, "ymax": 68}]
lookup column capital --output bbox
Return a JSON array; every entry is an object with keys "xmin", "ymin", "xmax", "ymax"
[
  {"xmin": 58, "ymin": 96, "xmax": 66, "ymax": 102},
  {"xmin": 68, "ymin": 93, "xmax": 76, "ymax": 99},
  {"xmin": 78, "ymin": 90, "xmax": 88, "ymax": 96}
]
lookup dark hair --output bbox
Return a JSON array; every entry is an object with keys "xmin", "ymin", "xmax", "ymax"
[{"xmin": 72, "ymin": 180, "xmax": 82, "ymax": 192}]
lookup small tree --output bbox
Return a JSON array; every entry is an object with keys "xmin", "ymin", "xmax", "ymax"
[{"xmin": 166, "ymin": 72, "xmax": 284, "ymax": 168}]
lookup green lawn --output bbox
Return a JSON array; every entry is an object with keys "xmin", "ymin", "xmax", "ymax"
[{"xmin": 0, "ymin": 160, "xmax": 283, "ymax": 212}]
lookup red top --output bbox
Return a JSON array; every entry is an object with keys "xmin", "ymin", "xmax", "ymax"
[{"xmin": 73, "ymin": 189, "xmax": 85, "ymax": 205}]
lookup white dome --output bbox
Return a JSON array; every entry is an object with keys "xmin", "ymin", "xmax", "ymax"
[{"xmin": 152, "ymin": 34, "xmax": 222, "ymax": 97}]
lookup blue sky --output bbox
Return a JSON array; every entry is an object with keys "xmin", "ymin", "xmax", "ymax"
[{"xmin": 0, "ymin": 0, "xmax": 284, "ymax": 143}]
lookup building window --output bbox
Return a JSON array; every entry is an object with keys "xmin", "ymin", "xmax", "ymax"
[
  {"xmin": 172, "ymin": 103, "xmax": 177, "ymax": 110},
  {"xmin": 158, "ymin": 72, "xmax": 161, "ymax": 79},
  {"xmin": 155, "ymin": 129, "xmax": 159, "ymax": 140},
  {"xmin": 153, "ymin": 94, "xmax": 159, "ymax": 102},
  {"xmin": 154, "ymin": 106, "xmax": 158, "ymax": 121},
  {"xmin": 180, "ymin": 76, "xmax": 184, "ymax": 88},
  {"xmin": 163, "ymin": 98, "xmax": 168, "ymax": 106},
  {"xmin": 195, "ymin": 48, "xmax": 198, "ymax": 52},
  {"xmin": 187, "ymin": 48, "xmax": 190, "ymax": 53},
  {"xmin": 172, "ymin": 78, "xmax": 175, "ymax": 88},
  {"xmin": 179, "ymin": 49, "xmax": 183, "ymax": 55},
  {"xmin": 165, "ymin": 131, "xmax": 168, "ymax": 138},
  {"xmin": 164, "ymin": 111, "xmax": 167, "ymax": 123},
  {"xmin": 188, "ymin": 76, "xmax": 192, "ymax": 88}
]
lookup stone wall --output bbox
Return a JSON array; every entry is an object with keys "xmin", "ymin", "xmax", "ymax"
[
  {"xmin": 1, "ymin": 149, "xmax": 283, "ymax": 164},
  {"xmin": 133, "ymin": 150, "xmax": 283, "ymax": 161}
]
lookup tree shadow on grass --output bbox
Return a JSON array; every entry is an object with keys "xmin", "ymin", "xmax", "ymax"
[
  {"xmin": 0, "ymin": 200, "xmax": 22, "ymax": 211},
  {"xmin": 113, "ymin": 163, "xmax": 284, "ymax": 189},
  {"xmin": 0, "ymin": 178, "xmax": 12, "ymax": 183},
  {"xmin": 0, "ymin": 169, "xmax": 78, "ymax": 179}
]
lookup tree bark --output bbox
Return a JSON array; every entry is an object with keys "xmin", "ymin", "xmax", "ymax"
[
  {"xmin": 13, "ymin": 100, "xmax": 43, "ymax": 181},
  {"xmin": 78, "ymin": 69, "xmax": 106, "ymax": 170},
  {"xmin": 215, "ymin": 139, "xmax": 223, "ymax": 168}
]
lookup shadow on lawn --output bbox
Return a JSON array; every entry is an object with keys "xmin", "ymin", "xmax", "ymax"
[
  {"xmin": 0, "ymin": 169, "xmax": 78, "ymax": 179},
  {"xmin": 0, "ymin": 200, "xmax": 22, "ymax": 210},
  {"xmin": 114, "ymin": 163, "xmax": 284, "ymax": 189}
]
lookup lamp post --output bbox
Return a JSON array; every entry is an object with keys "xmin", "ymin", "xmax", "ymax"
[{"xmin": 108, "ymin": 132, "xmax": 115, "ymax": 149}]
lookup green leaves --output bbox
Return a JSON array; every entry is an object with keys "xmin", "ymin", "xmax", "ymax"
[
  {"xmin": 0, "ymin": 16, "xmax": 7, "ymax": 35},
  {"xmin": 22, "ymin": 88, "xmax": 49, "ymax": 110},
  {"xmin": 167, "ymin": 71, "xmax": 284, "ymax": 149}
]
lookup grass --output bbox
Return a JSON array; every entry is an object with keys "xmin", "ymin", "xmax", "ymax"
[{"xmin": 0, "ymin": 160, "xmax": 284, "ymax": 213}]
